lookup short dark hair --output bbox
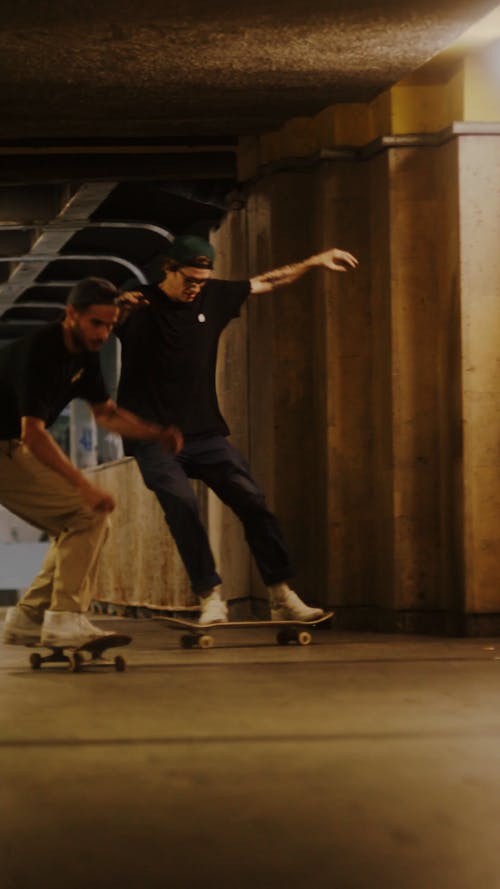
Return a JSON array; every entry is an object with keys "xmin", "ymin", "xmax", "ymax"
[{"xmin": 67, "ymin": 277, "xmax": 118, "ymax": 310}]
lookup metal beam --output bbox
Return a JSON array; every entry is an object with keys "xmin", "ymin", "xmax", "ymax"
[
  {"xmin": 0, "ymin": 254, "xmax": 147, "ymax": 311},
  {"xmin": 0, "ymin": 152, "xmax": 237, "ymax": 185},
  {"xmin": 0, "ymin": 220, "xmax": 174, "ymax": 240}
]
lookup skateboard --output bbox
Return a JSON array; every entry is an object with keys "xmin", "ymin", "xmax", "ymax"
[
  {"xmin": 156, "ymin": 612, "xmax": 334, "ymax": 650},
  {"xmin": 26, "ymin": 633, "xmax": 132, "ymax": 673}
]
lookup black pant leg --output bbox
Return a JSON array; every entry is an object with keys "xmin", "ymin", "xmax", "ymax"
[
  {"xmin": 123, "ymin": 439, "xmax": 221, "ymax": 595},
  {"xmin": 193, "ymin": 438, "xmax": 293, "ymax": 586}
]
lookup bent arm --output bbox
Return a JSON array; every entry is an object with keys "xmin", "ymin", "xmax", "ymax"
[
  {"xmin": 21, "ymin": 417, "xmax": 115, "ymax": 512},
  {"xmin": 114, "ymin": 290, "xmax": 150, "ymax": 325},
  {"xmin": 250, "ymin": 247, "xmax": 358, "ymax": 295}
]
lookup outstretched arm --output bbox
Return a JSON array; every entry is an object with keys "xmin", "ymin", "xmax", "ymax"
[
  {"xmin": 250, "ymin": 247, "xmax": 358, "ymax": 295},
  {"xmin": 91, "ymin": 400, "xmax": 183, "ymax": 454}
]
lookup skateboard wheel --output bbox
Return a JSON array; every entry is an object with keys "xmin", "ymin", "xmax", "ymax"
[
  {"xmin": 114, "ymin": 655, "xmax": 126, "ymax": 672},
  {"xmin": 198, "ymin": 634, "xmax": 214, "ymax": 649},
  {"xmin": 30, "ymin": 652, "xmax": 42, "ymax": 670},
  {"xmin": 69, "ymin": 652, "xmax": 83, "ymax": 673},
  {"xmin": 181, "ymin": 634, "xmax": 195, "ymax": 649},
  {"xmin": 297, "ymin": 631, "xmax": 312, "ymax": 646}
]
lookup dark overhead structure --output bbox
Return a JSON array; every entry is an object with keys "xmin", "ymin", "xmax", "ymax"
[
  {"xmin": 0, "ymin": 0, "xmax": 498, "ymax": 142},
  {"xmin": 0, "ymin": 0, "xmax": 498, "ymax": 338}
]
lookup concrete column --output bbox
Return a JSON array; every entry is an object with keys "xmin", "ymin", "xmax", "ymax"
[
  {"xmin": 378, "ymin": 142, "xmax": 464, "ymax": 631},
  {"xmin": 314, "ymin": 160, "xmax": 373, "ymax": 612},
  {"xmin": 458, "ymin": 135, "xmax": 500, "ymax": 627},
  {"xmin": 246, "ymin": 172, "xmax": 320, "ymax": 606},
  {"xmin": 367, "ymin": 151, "xmax": 394, "ymax": 618}
]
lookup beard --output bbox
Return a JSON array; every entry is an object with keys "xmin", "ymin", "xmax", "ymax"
[{"xmin": 69, "ymin": 321, "xmax": 101, "ymax": 351}]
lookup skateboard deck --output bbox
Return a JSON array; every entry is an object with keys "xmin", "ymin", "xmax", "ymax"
[
  {"xmin": 156, "ymin": 612, "xmax": 334, "ymax": 649},
  {"xmin": 26, "ymin": 633, "xmax": 132, "ymax": 673}
]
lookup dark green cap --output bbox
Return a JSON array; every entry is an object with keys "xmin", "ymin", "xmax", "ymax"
[{"xmin": 168, "ymin": 235, "xmax": 215, "ymax": 269}]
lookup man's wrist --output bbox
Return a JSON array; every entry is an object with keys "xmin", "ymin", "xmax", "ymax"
[
  {"xmin": 306, "ymin": 253, "xmax": 322, "ymax": 268},
  {"xmin": 150, "ymin": 424, "xmax": 165, "ymax": 441},
  {"xmin": 74, "ymin": 473, "xmax": 92, "ymax": 491}
]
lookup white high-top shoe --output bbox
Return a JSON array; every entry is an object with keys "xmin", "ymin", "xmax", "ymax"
[
  {"xmin": 198, "ymin": 588, "xmax": 228, "ymax": 626},
  {"xmin": 268, "ymin": 583, "xmax": 325, "ymax": 622},
  {"xmin": 41, "ymin": 611, "xmax": 114, "ymax": 648},
  {"xmin": 2, "ymin": 605, "xmax": 42, "ymax": 645}
]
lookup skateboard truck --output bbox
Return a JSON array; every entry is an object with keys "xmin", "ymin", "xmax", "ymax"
[{"xmin": 27, "ymin": 634, "xmax": 132, "ymax": 673}]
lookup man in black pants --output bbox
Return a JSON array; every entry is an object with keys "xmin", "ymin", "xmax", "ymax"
[{"xmin": 117, "ymin": 236, "xmax": 358, "ymax": 625}]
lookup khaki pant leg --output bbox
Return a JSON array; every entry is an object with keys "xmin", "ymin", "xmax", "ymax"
[
  {"xmin": 18, "ymin": 541, "xmax": 57, "ymax": 621},
  {"xmin": 50, "ymin": 514, "xmax": 110, "ymax": 612},
  {"xmin": 0, "ymin": 441, "xmax": 110, "ymax": 614}
]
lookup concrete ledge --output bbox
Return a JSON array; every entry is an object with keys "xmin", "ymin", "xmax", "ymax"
[
  {"xmin": 86, "ymin": 457, "xmax": 196, "ymax": 610},
  {"xmin": 240, "ymin": 123, "xmax": 500, "ymax": 184}
]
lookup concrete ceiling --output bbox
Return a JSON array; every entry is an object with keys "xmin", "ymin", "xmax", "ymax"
[{"xmin": 0, "ymin": 0, "xmax": 499, "ymax": 143}]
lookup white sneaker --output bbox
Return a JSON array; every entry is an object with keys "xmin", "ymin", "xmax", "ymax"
[
  {"xmin": 269, "ymin": 583, "xmax": 325, "ymax": 622},
  {"xmin": 2, "ymin": 605, "xmax": 42, "ymax": 645},
  {"xmin": 198, "ymin": 588, "xmax": 228, "ymax": 626},
  {"xmin": 41, "ymin": 611, "xmax": 114, "ymax": 648}
]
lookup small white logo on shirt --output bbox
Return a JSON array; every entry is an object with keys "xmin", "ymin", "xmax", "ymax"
[{"xmin": 198, "ymin": 313, "xmax": 206, "ymax": 323}]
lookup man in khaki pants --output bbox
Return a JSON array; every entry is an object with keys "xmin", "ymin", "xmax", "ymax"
[{"xmin": 1, "ymin": 277, "xmax": 181, "ymax": 649}]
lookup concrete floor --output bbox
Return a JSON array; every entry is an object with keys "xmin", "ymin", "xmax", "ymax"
[{"xmin": 1, "ymin": 611, "xmax": 500, "ymax": 889}]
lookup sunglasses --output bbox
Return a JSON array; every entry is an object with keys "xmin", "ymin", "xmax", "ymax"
[{"xmin": 178, "ymin": 270, "xmax": 209, "ymax": 288}]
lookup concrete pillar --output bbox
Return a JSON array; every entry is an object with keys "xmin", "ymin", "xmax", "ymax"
[
  {"xmin": 314, "ymin": 161, "xmax": 373, "ymax": 612},
  {"xmin": 374, "ymin": 142, "xmax": 464, "ymax": 631},
  {"xmin": 246, "ymin": 172, "xmax": 320, "ymax": 607},
  {"xmin": 458, "ymin": 135, "xmax": 500, "ymax": 628}
]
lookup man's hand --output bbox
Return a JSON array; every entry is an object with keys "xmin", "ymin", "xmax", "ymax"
[
  {"xmin": 250, "ymin": 246, "xmax": 359, "ymax": 294},
  {"xmin": 310, "ymin": 248, "xmax": 359, "ymax": 272},
  {"xmin": 114, "ymin": 290, "xmax": 150, "ymax": 324},
  {"xmin": 115, "ymin": 290, "xmax": 150, "ymax": 309},
  {"xmin": 158, "ymin": 425, "xmax": 183, "ymax": 455},
  {"xmin": 93, "ymin": 401, "xmax": 183, "ymax": 452},
  {"xmin": 77, "ymin": 479, "xmax": 116, "ymax": 513}
]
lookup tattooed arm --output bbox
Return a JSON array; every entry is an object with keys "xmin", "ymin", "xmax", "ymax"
[{"xmin": 250, "ymin": 247, "xmax": 358, "ymax": 295}]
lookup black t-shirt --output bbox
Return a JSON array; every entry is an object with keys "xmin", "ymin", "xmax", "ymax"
[
  {"xmin": 0, "ymin": 322, "xmax": 109, "ymax": 439},
  {"xmin": 116, "ymin": 278, "xmax": 250, "ymax": 438}
]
